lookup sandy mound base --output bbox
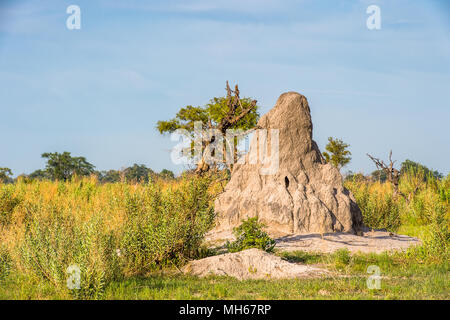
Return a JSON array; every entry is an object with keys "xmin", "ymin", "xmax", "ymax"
[
  {"xmin": 206, "ymin": 230, "xmax": 421, "ymax": 254},
  {"xmin": 275, "ymin": 231, "xmax": 421, "ymax": 254},
  {"xmin": 183, "ymin": 248, "xmax": 329, "ymax": 280}
]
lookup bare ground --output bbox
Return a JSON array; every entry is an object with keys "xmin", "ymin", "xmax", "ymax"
[
  {"xmin": 185, "ymin": 230, "xmax": 421, "ymax": 280},
  {"xmin": 205, "ymin": 229, "xmax": 421, "ymax": 254}
]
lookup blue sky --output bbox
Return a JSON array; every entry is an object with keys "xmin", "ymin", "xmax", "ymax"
[{"xmin": 0, "ymin": 0, "xmax": 449, "ymax": 176}]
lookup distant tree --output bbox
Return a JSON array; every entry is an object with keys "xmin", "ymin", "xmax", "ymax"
[
  {"xmin": 400, "ymin": 159, "xmax": 443, "ymax": 181},
  {"xmin": 159, "ymin": 169, "xmax": 175, "ymax": 180},
  {"xmin": 123, "ymin": 164, "xmax": 155, "ymax": 183},
  {"xmin": 371, "ymin": 169, "xmax": 387, "ymax": 182},
  {"xmin": 96, "ymin": 166, "xmax": 174, "ymax": 184},
  {"xmin": 157, "ymin": 81, "xmax": 260, "ymax": 174},
  {"xmin": 0, "ymin": 167, "xmax": 13, "ymax": 183},
  {"xmin": 28, "ymin": 169, "xmax": 50, "ymax": 181},
  {"xmin": 322, "ymin": 137, "xmax": 352, "ymax": 171},
  {"xmin": 344, "ymin": 170, "xmax": 367, "ymax": 182},
  {"xmin": 96, "ymin": 170, "xmax": 121, "ymax": 183},
  {"xmin": 41, "ymin": 152, "xmax": 95, "ymax": 181}
]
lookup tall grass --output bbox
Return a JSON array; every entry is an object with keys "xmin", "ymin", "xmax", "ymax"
[
  {"xmin": 0, "ymin": 175, "xmax": 216, "ymax": 299},
  {"xmin": 0, "ymin": 169, "xmax": 448, "ymax": 299},
  {"xmin": 345, "ymin": 169, "xmax": 449, "ymax": 262}
]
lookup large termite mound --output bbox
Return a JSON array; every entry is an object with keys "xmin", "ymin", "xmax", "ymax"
[{"xmin": 214, "ymin": 92, "xmax": 365, "ymax": 235}]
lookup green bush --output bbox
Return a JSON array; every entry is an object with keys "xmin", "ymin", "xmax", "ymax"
[
  {"xmin": 417, "ymin": 203, "xmax": 449, "ymax": 261},
  {"xmin": 226, "ymin": 217, "xmax": 275, "ymax": 253},
  {"xmin": 19, "ymin": 203, "xmax": 122, "ymax": 299},
  {"xmin": 121, "ymin": 176, "xmax": 215, "ymax": 274}
]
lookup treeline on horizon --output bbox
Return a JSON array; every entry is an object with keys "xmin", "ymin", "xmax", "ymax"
[
  {"xmin": 345, "ymin": 159, "xmax": 445, "ymax": 183},
  {"xmin": 0, "ymin": 151, "xmax": 446, "ymax": 185},
  {"xmin": 0, "ymin": 151, "xmax": 175, "ymax": 184}
]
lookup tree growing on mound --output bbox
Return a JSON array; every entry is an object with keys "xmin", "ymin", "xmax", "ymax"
[
  {"xmin": 226, "ymin": 218, "xmax": 275, "ymax": 253},
  {"xmin": 322, "ymin": 137, "xmax": 352, "ymax": 171},
  {"xmin": 157, "ymin": 81, "xmax": 260, "ymax": 174}
]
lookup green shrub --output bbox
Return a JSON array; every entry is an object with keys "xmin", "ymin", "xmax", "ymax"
[
  {"xmin": 19, "ymin": 203, "xmax": 122, "ymax": 299},
  {"xmin": 121, "ymin": 176, "xmax": 215, "ymax": 274},
  {"xmin": 226, "ymin": 217, "xmax": 275, "ymax": 253},
  {"xmin": 419, "ymin": 203, "xmax": 449, "ymax": 261}
]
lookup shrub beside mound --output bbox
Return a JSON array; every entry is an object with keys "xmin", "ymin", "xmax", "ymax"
[
  {"xmin": 121, "ymin": 176, "xmax": 215, "ymax": 274},
  {"xmin": 226, "ymin": 217, "xmax": 276, "ymax": 253}
]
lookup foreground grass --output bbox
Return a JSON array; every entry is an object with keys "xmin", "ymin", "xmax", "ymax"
[
  {"xmin": 1, "ymin": 250, "xmax": 448, "ymax": 300},
  {"xmin": 0, "ymin": 170, "xmax": 447, "ymax": 299}
]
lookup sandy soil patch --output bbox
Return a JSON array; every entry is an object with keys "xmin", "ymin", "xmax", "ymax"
[{"xmin": 182, "ymin": 248, "xmax": 329, "ymax": 280}]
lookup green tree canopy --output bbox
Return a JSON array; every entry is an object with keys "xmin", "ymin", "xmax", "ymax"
[
  {"xmin": 157, "ymin": 82, "xmax": 260, "ymax": 174},
  {"xmin": 400, "ymin": 159, "xmax": 443, "ymax": 180},
  {"xmin": 157, "ymin": 96, "xmax": 259, "ymax": 134},
  {"xmin": 96, "ymin": 170, "xmax": 121, "ymax": 183},
  {"xmin": 123, "ymin": 164, "xmax": 155, "ymax": 183},
  {"xmin": 371, "ymin": 169, "xmax": 387, "ymax": 182},
  {"xmin": 0, "ymin": 167, "xmax": 13, "ymax": 183},
  {"xmin": 41, "ymin": 152, "xmax": 95, "ymax": 181},
  {"xmin": 322, "ymin": 137, "xmax": 352, "ymax": 171},
  {"xmin": 28, "ymin": 169, "xmax": 50, "ymax": 181},
  {"xmin": 159, "ymin": 169, "xmax": 175, "ymax": 180}
]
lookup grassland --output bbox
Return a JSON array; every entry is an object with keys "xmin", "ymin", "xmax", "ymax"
[
  {"xmin": 1, "ymin": 249, "xmax": 448, "ymax": 300},
  {"xmin": 0, "ymin": 170, "xmax": 448, "ymax": 300}
]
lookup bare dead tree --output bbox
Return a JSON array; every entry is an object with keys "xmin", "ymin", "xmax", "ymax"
[
  {"xmin": 195, "ymin": 81, "xmax": 258, "ymax": 175},
  {"xmin": 367, "ymin": 151, "xmax": 402, "ymax": 197},
  {"xmin": 367, "ymin": 151, "xmax": 422, "ymax": 204}
]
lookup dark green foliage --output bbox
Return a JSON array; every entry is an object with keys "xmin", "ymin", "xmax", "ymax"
[
  {"xmin": 96, "ymin": 170, "xmax": 121, "ymax": 183},
  {"xmin": 400, "ymin": 159, "xmax": 443, "ymax": 181},
  {"xmin": 41, "ymin": 152, "xmax": 95, "ymax": 181},
  {"xmin": 0, "ymin": 168, "xmax": 13, "ymax": 183},
  {"xmin": 322, "ymin": 137, "xmax": 352, "ymax": 170},
  {"xmin": 344, "ymin": 171, "xmax": 367, "ymax": 182},
  {"xmin": 371, "ymin": 169, "xmax": 387, "ymax": 182},
  {"xmin": 96, "ymin": 167, "xmax": 176, "ymax": 184},
  {"xmin": 121, "ymin": 176, "xmax": 215, "ymax": 274},
  {"xmin": 159, "ymin": 169, "xmax": 175, "ymax": 180},
  {"xmin": 226, "ymin": 218, "xmax": 275, "ymax": 253},
  {"xmin": 157, "ymin": 97, "xmax": 259, "ymax": 135},
  {"xmin": 123, "ymin": 164, "xmax": 155, "ymax": 183},
  {"xmin": 28, "ymin": 169, "xmax": 50, "ymax": 181}
]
